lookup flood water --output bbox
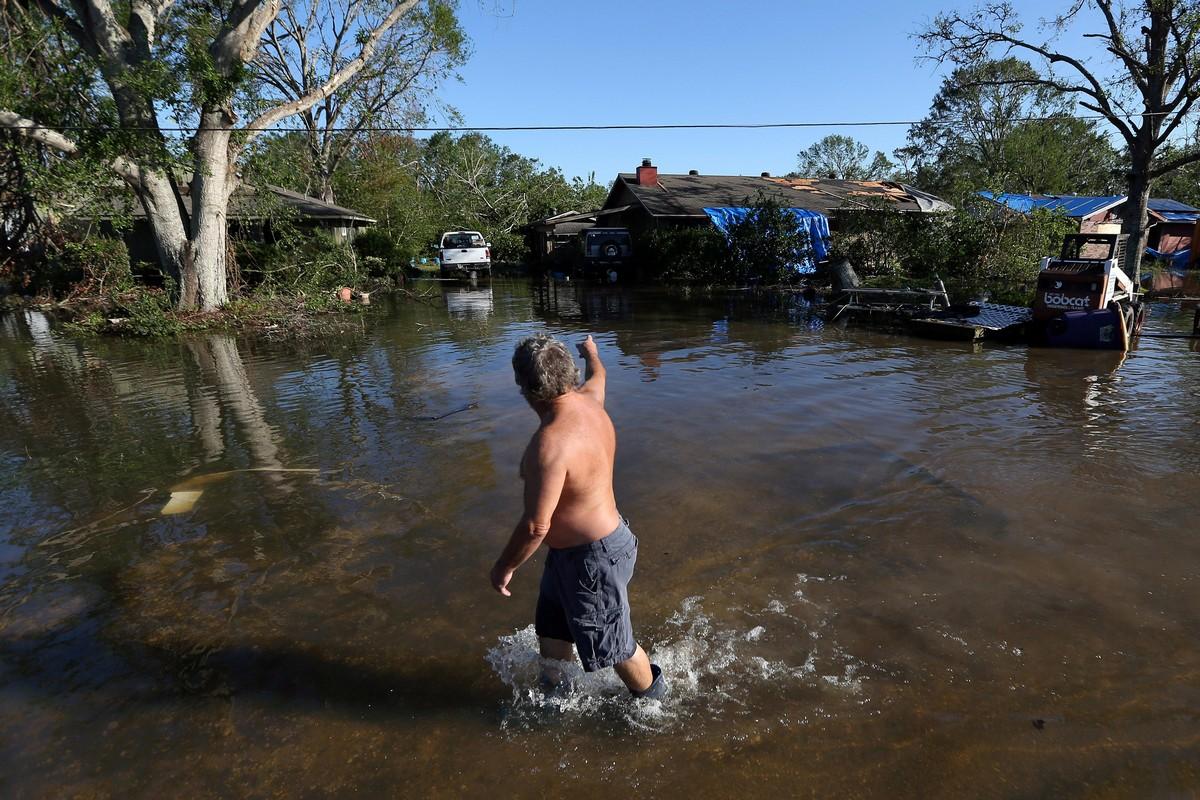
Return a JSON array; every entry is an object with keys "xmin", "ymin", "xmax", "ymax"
[{"xmin": 1, "ymin": 280, "xmax": 1198, "ymax": 797}]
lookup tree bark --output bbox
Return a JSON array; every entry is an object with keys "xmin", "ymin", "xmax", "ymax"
[
  {"xmin": 317, "ymin": 165, "xmax": 335, "ymax": 204},
  {"xmin": 183, "ymin": 113, "xmax": 236, "ymax": 311},
  {"xmin": 1121, "ymin": 157, "xmax": 1153, "ymax": 277},
  {"xmin": 133, "ymin": 170, "xmax": 190, "ymax": 288}
]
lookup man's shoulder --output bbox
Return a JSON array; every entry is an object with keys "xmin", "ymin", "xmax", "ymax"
[
  {"xmin": 539, "ymin": 407, "xmax": 601, "ymax": 450},
  {"xmin": 530, "ymin": 422, "xmax": 572, "ymax": 461}
]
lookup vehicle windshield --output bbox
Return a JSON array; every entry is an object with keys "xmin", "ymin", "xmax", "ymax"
[
  {"xmin": 443, "ymin": 233, "xmax": 485, "ymax": 249},
  {"xmin": 586, "ymin": 230, "xmax": 630, "ymax": 243}
]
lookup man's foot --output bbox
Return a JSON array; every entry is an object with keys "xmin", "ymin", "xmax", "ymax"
[
  {"xmin": 630, "ymin": 664, "xmax": 667, "ymax": 700},
  {"xmin": 538, "ymin": 672, "xmax": 575, "ymax": 699}
]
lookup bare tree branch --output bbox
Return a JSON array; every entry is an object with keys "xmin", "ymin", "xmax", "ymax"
[
  {"xmin": 244, "ymin": 0, "xmax": 421, "ymax": 139},
  {"xmin": 1090, "ymin": 0, "xmax": 1149, "ymax": 92},
  {"xmin": 920, "ymin": 3, "xmax": 1139, "ymax": 144}
]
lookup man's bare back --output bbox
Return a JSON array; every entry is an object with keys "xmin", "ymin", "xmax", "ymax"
[{"xmin": 521, "ymin": 389, "xmax": 620, "ymax": 549}]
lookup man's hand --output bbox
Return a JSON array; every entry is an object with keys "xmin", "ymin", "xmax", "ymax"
[
  {"xmin": 578, "ymin": 334, "xmax": 598, "ymax": 360},
  {"xmin": 490, "ymin": 561, "xmax": 514, "ymax": 597}
]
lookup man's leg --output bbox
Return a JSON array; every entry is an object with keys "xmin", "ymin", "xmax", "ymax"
[
  {"xmin": 539, "ymin": 637, "xmax": 576, "ymax": 661},
  {"xmin": 612, "ymin": 644, "xmax": 653, "ymax": 692},
  {"xmin": 536, "ymin": 553, "xmax": 576, "ymax": 692},
  {"xmin": 539, "ymin": 636, "xmax": 576, "ymax": 687}
]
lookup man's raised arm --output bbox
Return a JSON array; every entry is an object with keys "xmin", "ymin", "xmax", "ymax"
[{"xmin": 577, "ymin": 335, "xmax": 606, "ymax": 406}]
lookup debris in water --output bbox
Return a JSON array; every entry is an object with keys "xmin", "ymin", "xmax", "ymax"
[
  {"xmin": 160, "ymin": 491, "xmax": 203, "ymax": 515},
  {"xmin": 159, "ymin": 468, "xmax": 321, "ymax": 515}
]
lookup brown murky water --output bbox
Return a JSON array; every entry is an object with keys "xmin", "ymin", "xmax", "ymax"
[{"xmin": 1, "ymin": 281, "xmax": 1198, "ymax": 798}]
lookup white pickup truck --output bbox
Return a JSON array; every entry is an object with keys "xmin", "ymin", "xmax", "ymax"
[{"xmin": 437, "ymin": 231, "xmax": 491, "ymax": 279}]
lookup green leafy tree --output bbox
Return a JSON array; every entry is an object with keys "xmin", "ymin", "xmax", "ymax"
[
  {"xmin": 919, "ymin": 0, "xmax": 1200, "ymax": 276},
  {"xmin": 417, "ymin": 131, "xmax": 607, "ymax": 261},
  {"xmin": 796, "ymin": 134, "xmax": 894, "ymax": 180},
  {"xmin": 0, "ymin": 4, "xmax": 129, "ymax": 261},
  {"xmin": 1152, "ymin": 137, "xmax": 1200, "ymax": 207},
  {"xmin": 331, "ymin": 132, "xmax": 440, "ymax": 259},
  {"xmin": 0, "ymin": 0, "xmax": 439, "ymax": 310},
  {"xmin": 897, "ymin": 57, "xmax": 1121, "ymax": 197}
]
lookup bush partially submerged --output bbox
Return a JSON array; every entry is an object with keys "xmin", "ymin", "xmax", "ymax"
[
  {"xmin": 636, "ymin": 194, "xmax": 814, "ymax": 286},
  {"xmin": 635, "ymin": 225, "xmax": 729, "ymax": 283},
  {"xmin": 829, "ymin": 194, "xmax": 1077, "ymax": 304},
  {"xmin": 724, "ymin": 195, "xmax": 814, "ymax": 285}
]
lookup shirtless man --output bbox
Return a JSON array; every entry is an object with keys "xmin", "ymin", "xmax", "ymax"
[{"xmin": 490, "ymin": 333, "xmax": 666, "ymax": 699}]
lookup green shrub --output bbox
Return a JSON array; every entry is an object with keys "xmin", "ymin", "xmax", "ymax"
[
  {"xmin": 724, "ymin": 195, "xmax": 813, "ymax": 285},
  {"xmin": 635, "ymin": 194, "xmax": 814, "ymax": 285},
  {"xmin": 636, "ymin": 225, "xmax": 729, "ymax": 283},
  {"xmin": 26, "ymin": 235, "xmax": 132, "ymax": 298},
  {"xmin": 353, "ymin": 228, "xmax": 399, "ymax": 263},
  {"xmin": 113, "ymin": 287, "xmax": 179, "ymax": 336},
  {"xmin": 829, "ymin": 194, "xmax": 1076, "ymax": 303},
  {"xmin": 235, "ymin": 230, "xmax": 359, "ymax": 292},
  {"xmin": 487, "ymin": 230, "xmax": 524, "ymax": 263}
]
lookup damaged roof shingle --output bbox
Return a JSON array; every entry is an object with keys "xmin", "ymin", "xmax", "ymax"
[{"xmin": 612, "ymin": 173, "xmax": 951, "ymax": 217}]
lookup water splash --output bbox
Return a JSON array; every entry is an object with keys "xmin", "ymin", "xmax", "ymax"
[{"xmin": 485, "ymin": 592, "xmax": 864, "ymax": 733}]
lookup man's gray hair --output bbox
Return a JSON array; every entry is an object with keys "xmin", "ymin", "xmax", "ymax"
[{"xmin": 512, "ymin": 334, "xmax": 580, "ymax": 402}]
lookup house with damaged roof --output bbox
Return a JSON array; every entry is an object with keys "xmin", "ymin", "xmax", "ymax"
[
  {"xmin": 526, "ymin": 159, "xmax": 951, "ymax": 271},
  {"xmin": 600, "ymin": 159, "xmax": 952, "ymax": 231}
]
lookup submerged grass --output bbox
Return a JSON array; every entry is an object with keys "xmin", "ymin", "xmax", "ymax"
[{"xmin": 50, "ymin": 286, "xmax": 374, "ymax": 339}]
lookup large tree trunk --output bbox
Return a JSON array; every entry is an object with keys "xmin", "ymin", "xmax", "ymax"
[
  {"xmin": 133, "ymin": 171, "xmax": 190, "ymax": 287},
  {"xmin": 182, "ymin": 116, "xmax": 235, "ymax": 311},
  {"xmin": 1122, "ymin": 142, "xmax": 1154, "ymax": 278}
]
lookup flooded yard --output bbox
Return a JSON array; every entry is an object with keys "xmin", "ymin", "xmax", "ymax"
[{"xmin": 1, "ymin": 280, "xmax": 1198, "ymax": 797}]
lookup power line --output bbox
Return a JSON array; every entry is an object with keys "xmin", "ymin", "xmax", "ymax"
[{"xmin": 9, "ymin": 109, "xmax": 1197, "ymax": 134}]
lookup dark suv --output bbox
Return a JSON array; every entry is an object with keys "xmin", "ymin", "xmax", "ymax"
[{"xmin": 581, "ymin": 228, "xmax": 633, "ymax": 276}]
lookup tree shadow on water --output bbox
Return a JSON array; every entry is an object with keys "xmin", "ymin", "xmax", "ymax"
[{"xmin": 0, "ymin": 622, "xmax": 502, "ymax": 721}]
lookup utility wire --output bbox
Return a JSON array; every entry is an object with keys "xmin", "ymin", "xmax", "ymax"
[{"xmin": 10, "ymin": 109, "xmax": 1198, "ymax": 134}]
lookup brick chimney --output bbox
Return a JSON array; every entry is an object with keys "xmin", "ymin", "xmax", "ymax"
[{"xmin": 636, "ymin": 158, "xmax": 658, "ymax": 186}]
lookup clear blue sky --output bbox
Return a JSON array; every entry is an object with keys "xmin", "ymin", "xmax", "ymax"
[{"xmin": 435, "ymin": 0, "xmax": 1080, "ymax": 182}]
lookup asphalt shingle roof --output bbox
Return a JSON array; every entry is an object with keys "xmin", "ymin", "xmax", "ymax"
[
  {"xmin": 90, "ymin": 181, "xmax": 375, "ymax": 224},
  {"xmin": 616, "ymin": 174, "xmax": 945, "ymax": 217}
]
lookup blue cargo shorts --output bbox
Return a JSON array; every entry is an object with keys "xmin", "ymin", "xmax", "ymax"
[{"xmin": 535, "ymin": 518, "xmax": 639, "ymax": 672}]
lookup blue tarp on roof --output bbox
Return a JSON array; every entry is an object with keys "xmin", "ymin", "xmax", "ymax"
[
  {"xmin": 978, "ymin": 191, "xmax": 1123, "ymax": 218},
  {"xmin": 703, "ymin": 206, "xmax": 829, "ymax": 274},
  {"xmin": 1148, "ymin": 198, "xmax": 1199, "ymax": 212},
  {"xmin": 1148, "ymin": 198, "xmax": 1200, "ymax": 222}
]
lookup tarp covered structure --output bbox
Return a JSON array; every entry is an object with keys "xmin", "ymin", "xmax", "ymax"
[
  {"xmin": 703, "ymin": 206, "xmax": 830, "ymax": 274},
  {"xmin": 977, "ymin": 191, "xmax": 1124, "ymax": 218},
  {"xmin": 1147, "ymin": 198, "xmax": 1200, "ymax": 223}
]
